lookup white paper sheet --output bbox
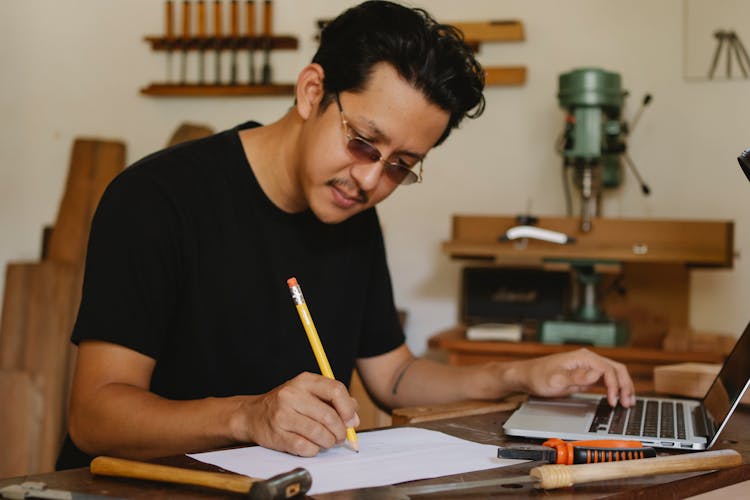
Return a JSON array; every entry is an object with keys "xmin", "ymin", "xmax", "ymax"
[{"xmin": 188, "ymin": 427, "xmax": 518, "ymax": 494}]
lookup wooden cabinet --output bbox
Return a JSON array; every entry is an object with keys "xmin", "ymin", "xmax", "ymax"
[{"xmin": 431, "ymin": 214, "xmax": 735, "ymax": 390}]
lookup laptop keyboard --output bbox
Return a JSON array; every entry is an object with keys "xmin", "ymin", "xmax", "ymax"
[{"xmin": 589, "ymin": 398, "xmax": 687, "ymax": 439}]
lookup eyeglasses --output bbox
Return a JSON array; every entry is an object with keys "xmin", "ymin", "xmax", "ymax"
[{"xmin": 335, "ymin": 93, "xmax": 423, "ymax": 185}]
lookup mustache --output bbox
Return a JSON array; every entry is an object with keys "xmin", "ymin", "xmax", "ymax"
[{"xmin": 326, "ymin": 179, "xmax": 369, "ymax": 205}]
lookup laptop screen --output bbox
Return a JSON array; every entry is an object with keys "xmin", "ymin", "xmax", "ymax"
[{"xmin": 703, "ymin": 321, "xmax": 750, "ymax": 445}]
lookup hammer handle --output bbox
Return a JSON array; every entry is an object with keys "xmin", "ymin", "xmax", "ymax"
[
  {"xmin": 531, "ymin": 449, "xmax": 742, "ymax": 489},
  {"xmin": 91, "ymin": 456, "xmax": 254, "ymax": 493}
]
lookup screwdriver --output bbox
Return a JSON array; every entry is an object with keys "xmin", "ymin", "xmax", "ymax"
[{"xmin": 498, "ymin": 438, "xmax": 656, "ymax": 465}]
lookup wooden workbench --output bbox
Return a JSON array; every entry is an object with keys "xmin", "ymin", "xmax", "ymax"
[{"xmin": 2, "ymin": 405, "xmax": 749, "ymax": 498}]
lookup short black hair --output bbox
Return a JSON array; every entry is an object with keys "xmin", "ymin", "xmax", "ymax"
[{"xmin": 313, "ymin": 1, "xmax": 485, "ymax": 146}]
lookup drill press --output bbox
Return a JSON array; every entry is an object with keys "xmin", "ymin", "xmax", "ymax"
[{"xmin": 538, "ymin": 68, "xmax": 650, "ymax": 346}]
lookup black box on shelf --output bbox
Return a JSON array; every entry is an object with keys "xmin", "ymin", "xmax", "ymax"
[{"xmin": 461, "ymin": 267, "xmax": 570, "ymax": 340}]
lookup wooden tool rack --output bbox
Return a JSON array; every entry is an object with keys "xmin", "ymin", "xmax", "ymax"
[{"xmin": 141, "ymin": 34, "xmax": 298, "ymax": 96}]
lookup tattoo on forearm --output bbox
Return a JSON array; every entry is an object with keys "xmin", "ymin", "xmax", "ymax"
[{"xmin": 391, "ymin": 359, "xmax": 417, "ymax": 395}]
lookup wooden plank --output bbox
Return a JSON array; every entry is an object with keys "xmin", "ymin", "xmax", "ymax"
[
  {"xmin": 166, "ymin": 122, "xmax": 214, "ymax": 147},
  {"xmin": 484, "ymin": 66, "xmax": 526, "ymax": 86},
  {"xmin": 451, "ymin": 20, "xmax": 524, "ymax": 42},
  {"xmin": 444, "ymin": 215, "xmax": 734, "ymax": 267},
  {"xmin": 0, "ymin": 370, "xmax": 44, "ymax": 477},
  {"xmin": 392, "ymin": 397, "xmax": 524, "ymax": 426},
  {"xmin": 15, "ymin": 262, "xmax": 78, "ymax": 472},
  {"xmin": 0, "ymin": 139, "xmax": 125, "ymax": 474},
  {"xmin": 0, "ymin": 264, "xmax": 33, "ymax": 369},
  {"xmin": 46, "ymin": 140, "xmax": 126, "ymax": 265}
]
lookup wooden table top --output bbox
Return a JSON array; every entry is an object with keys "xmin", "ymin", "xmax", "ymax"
[{"xmin": 2, "ymin": 406, "xmax": 749, "ymax": 499}]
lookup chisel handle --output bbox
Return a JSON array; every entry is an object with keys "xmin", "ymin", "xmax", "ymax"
[
  {"xmin": 197, "ymin": 0, "xmax": 206, "ymax": 37},
  {"xmin": 246, "ymin": 0, "xmax": 256, "ymax": 36},
  {"xmin": 165, "ymin": 0, "xmax": 175, "ymax": 39},
  {"xmin": 181, "ymin": 0, "xmax": 191, "ymax": 38},
  {"xmin": 213, "ymin": 0, "xmax": 222, "ymax": 36},
  {"xmin": 262, "ymin": 0, "xmax": 272, "ymax": 36},
  {"xmin": 230, "ymin": 0, "xmax": 239, "ymax": 37},
  {"xmin": 530, "ymin": 449, "xmax": 742, "ymax": 490},
  {"xmin": 90, "ymin": 456, "xmax": 312, "ymax": 499}
]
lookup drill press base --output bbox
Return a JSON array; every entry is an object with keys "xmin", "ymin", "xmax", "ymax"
[{"xmin": 540, "ymin": 320, "xmax": 628, "ymax": 347}]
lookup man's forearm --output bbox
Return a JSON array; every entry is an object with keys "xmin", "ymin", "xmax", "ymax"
[
  {"xmin": 69, "ymin": 383, "xmax": 248, "ymax": 460},
  {"xmin": 379, "ymin": 358, "xmax": 518, "ymax": 409}
]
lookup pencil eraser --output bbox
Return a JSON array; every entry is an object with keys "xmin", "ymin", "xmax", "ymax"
[{"xmin": 286, "ymin": 277, "xmax": 298, "ymax": 287}]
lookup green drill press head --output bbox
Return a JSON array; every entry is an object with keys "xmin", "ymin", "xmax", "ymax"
[{"xmin": 558, "ymin": 68, "xmax": 627, "ymax": 188}]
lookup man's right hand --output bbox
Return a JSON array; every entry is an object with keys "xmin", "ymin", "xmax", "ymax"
[
  {"xmin": 232, "ymin": 372, "xmax": 360, "ymax": 457},
  {"xmin": 68, "ymin": 342, "xmax": 358, "ymax": 461}
]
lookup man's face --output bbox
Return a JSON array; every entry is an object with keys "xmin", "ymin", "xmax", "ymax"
[{"xmin": 299, "ymin": 63, "xmax": 450, "ymax": 224}]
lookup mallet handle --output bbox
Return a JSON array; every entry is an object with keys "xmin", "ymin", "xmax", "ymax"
[
  {"xmin": 91, "ymin": 456, "xmax": 311, "ymax": 499},
  {"xmin": 531, "ymin": 449, "xmax": 742, "ymax": 489}
]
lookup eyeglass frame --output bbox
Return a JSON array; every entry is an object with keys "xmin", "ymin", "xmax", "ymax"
[{"xmin": 334, "ymin": 93, "xmax": 424, "ymax": 185}]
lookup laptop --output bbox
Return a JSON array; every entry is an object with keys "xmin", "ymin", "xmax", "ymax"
[{"xmin": 503, "ymin": 320, "xmax": 750, "ymax": 450}]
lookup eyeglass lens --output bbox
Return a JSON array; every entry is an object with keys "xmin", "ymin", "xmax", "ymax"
[{"xmin": 345, "ymin": 138, "xmax": 418, "ymax": 185}]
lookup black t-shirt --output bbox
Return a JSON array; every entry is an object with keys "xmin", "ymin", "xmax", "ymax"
[{"xmin": 56, "ymin": 122, "xmax": 404, "ymax": 469}]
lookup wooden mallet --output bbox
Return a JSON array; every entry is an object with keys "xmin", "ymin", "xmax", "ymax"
[{"xmin": 90, "ymin": 456, "xmax": 311, "ymax": 499}]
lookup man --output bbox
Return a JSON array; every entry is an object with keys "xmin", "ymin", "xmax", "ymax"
[{"xmin": 57, "ymin": 1, "xmax": 634, "ymax": 469}]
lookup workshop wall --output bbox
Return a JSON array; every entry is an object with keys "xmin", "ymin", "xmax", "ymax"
[{"xmin": 1, "ymin": 0, "xmax": 748, "ymax": 355}]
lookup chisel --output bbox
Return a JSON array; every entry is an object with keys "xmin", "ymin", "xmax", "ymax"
[
  {"xmin": 196, "ymin": 0, "xmax": 206, "ymax": 84},
  {"xmin": 261, "ymin": 0, "xmax": 272, "ymax": 85},
  {"xmin": 246, "ymin": 0, "xmax": 257, "ymax": 85},
  {"xmin": 394, "ymin": 449, "xmax": 742, "ymax": 495},
  {"xmin": 164, "ymin": 0, "xmax": 175, "ymax": 83},
  {"xmin": 179, "ymin": 0, "xmax": 191, "ymax": 85},
  {"xmin": 229, "ymin": 0, "xmax": 239, "ymax": 85},
  {"xmin": 213, "ymin": 0, "xmax": 222, "ymax": 85},
  {"xmin": 90, "ymin": 456, "xmax": 311, "ymax": 499}
]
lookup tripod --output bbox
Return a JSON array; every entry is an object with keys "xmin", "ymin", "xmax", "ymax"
[{"xmin": 708, "ymin": 30, "xmax": 750, "ymax": 79}]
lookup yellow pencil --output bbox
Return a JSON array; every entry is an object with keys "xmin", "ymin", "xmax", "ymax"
[{"xmin": 287, "ymin": 277, "xmax": 359, "ymax": 452}]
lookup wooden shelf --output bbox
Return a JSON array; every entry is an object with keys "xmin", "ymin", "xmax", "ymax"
[
  {"xmin": 484, "ymin": 66, "xmax": 526, "ymax": 86},
  {"xmin": 451, "ymin": 20, "xmax": 524, "ymax": 42},
  {"xmin": 454, "ymin": 20, "xmax": 526, "ymax": 86},
  {"xmin": 443, "ymin": 215, "xmax": 734, "ymax": 267},
  {"xmin": 141, "ymin": 35, "xmax": 298, "ymax": 97},
  {"xmin": 140, "ymin": 83, "xmax": 295, "ymax": 97},
  {"xmin": 144, "ymin": 35, "xmax": 298, "ymax": 51}
]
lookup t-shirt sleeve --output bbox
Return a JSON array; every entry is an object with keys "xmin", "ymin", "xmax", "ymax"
[
  {"xmin": 356, "ymin": 212, "xmax": 406, "ymax": 358},
  {"xmin": 72, "ymin": 169, "xmax": 182, "ymax": 359}
]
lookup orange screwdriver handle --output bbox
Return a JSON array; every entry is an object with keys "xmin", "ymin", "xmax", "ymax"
[{"xmin": 543, "ymin": 438, "xmax": 655, "ymax": 465}]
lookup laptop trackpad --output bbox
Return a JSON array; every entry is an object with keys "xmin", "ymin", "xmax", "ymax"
[{"xmin": 510, "ymin": 398, "xmax": 598, "ymax": 432}]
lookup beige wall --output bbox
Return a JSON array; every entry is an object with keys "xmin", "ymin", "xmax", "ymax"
[{"xmin": 1, "ymin": 0, "xmax": 749, "ymax": 355}]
